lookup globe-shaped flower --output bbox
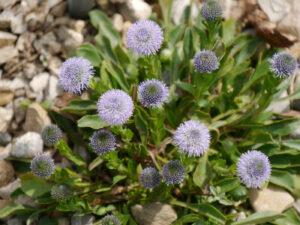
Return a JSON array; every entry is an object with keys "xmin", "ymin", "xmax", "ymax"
[
  {"xmin": 101, "ymin": 215, "xmax": 122, "ymax": 225},
  {"xmin": 162, "ymin": 160, "xmax": 185, "ymax": 185},
  {"xmin": 269, "ymin": 52, "xmax": 298, "ymax": 78},
  {"xmin": 138, "ymin": 79, "xmax": 169, "ymax": 108},
  {"xmin": 89, "ymin": 130, "xmax": 116, "ymax": 156},
  {"xmin": 201, "ymin": 0, "xmax": 223, "ymax": 20},
  {"xmin": 41, "ymin": 124, "xmax": 62, "ymax": 145},
  {"xmin": 173, "ymin": 120, "xmax": 211, "ymax": 157},
  {"xmin": 141, "ymin": 167, "xmax": 161, "ymax": 189},
  {"xmin": 59, "ymin": 57, "xmax": 94, "ymax": 94},
  {"xmin": 237, "ymin": 150, "xmax": 271, "ymax": 188},
  {"xmin": 51, "ymin": 184, "xmax": 73, "ymax": 201},
  {"xmin": 126, "ymin": 20, "xmax": 163, "ymax": 56},
  {"xmin": 97, "ymin": 89, "xmax": 134, "ymax": 126},
  {"xmin": 193, "ymin": 50, "xmax": 219, "ymax": 73},
  {"xmin": 30, "ymin": 154, "xmax": 55, "ymax": 179}
]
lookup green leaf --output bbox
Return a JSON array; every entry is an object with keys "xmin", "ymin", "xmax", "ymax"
[
  {"xmin": 193, "ymin": 153, "xmax": 211, "ymax": 188},
  {"xmin": 61, "ymin": 99, "xmax": 97, "ymax": 115},
  {"xmin": 282, "ymin": 140, "xmax": 300, "ymax": 151},
  {"xmin": 21, "ymin": 173, "xmax": 53, "ymax": 198},
  {"xmin": 104, "ymin": 61, "xmax": 130, "ymax": 91},
  {"xmin": 270, "ymin": 170, "xmax": 295, "ymax": 193},
  {"xmin": 183, "ymin": 28, "xmax": 193, "ymax": 61},
  {"xmin": 114, "ymin": 44, "xmax": 130, "ymax": 67},
  {"xmin": 222, "ymin": 19, "xmax": 236, "ymax": 46},
  {"xmin": 232, "ymin": 211, "xmax": 284, "ymax": 225},
  {"xmin": 77, "ymin": 43, "xmax": 101, "ymax": 67},
  {"xmin": 235, "ymin": 38, "xmax": 262, "ymax": 65},
  {"xmin": 0, "ymin": 204, "xmax": 34, "ymax": 219},
  {"xmin": 55, "ymin": 140, "xmax": 86, "ymax": 167},
  {"xmin": 176, "ymin": 81, "xmax": 196, "ymax": 95},
  {"xmin": 88, "ymin": 156, "xmax": 104, "ymax": 171},
  {"xmin": 93, "ymin": 204, "xmax": 116, "ymax": 216},
  {"xmin": 173, "ymin": 214, "xmax": 203, "ymax": 225},
  {"xmin": 214, "ymin": 178, "xmax": 240, "ymax": 193},
  {"xmin": 112, "ymin": 175, "xmax": 127, "ymax": 186},
  {"xmin": 78, "ymin": 114, "xmax": 109, "ymax": 129},
  {"xmin": 56, "ymin": 196, "xmax": 87, "ymax": 212},
  {"xmin": 272, "ymin": 208, "xmax": 300, "ymax": 225},
  {"xmin": 169, "ymin": 24, "xmax": 184, "ymax": 46}
]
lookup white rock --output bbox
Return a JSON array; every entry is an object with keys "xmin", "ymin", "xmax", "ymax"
[
  {"xmin": 11, "ymin": 13, "xmax": 27, "ymax": 34},
  {"xmin": 10, "ymin": 76, "xmax": 27, "ymax": 90},
  {"xmin": 23, "ymin": 63, "xmax": 37, "ymax": 79},
  {"xmin": 131, "ymin": 202, "xmax": 177, "ymax": 225},
  {"xmin": 266, "ymin": 91, "xmax": 290, "ymax": 113},
  {"xmin": 0, "ymin": 143, "xmax": 12, "ymax": 161},
  {"xmin": 113, "ymin": 13, "xmax": 124, "ymax": 33},
  {"xmin": 16, "ymin": 32, "xmax": 36, "ymax": 52},
  {"xmin": 58, "ymin": 26, "xmax": 83, "ymax": 50},
  {"xmin": 11, "ymin": 132, "xmax": 43, "ymax": 158},
  {"xmin": 171, "ymin": 0, "xmax": 201, "ymax": 25},
  {"xmin": 72, "ymin": 20, "xmax": 85, "ymax": 33},
  {"xmin": 0, "ymin": 178, "xmax": 21, "ymax": 199},
  {"xmin": 29, "ymin": 72, "xmax": 50, "ymax": 101},
  {"xmin": 0, "ymin": 0, "xmax": 18, "ymax": 10},
  {"xmin": 46, "ymin": 75, "xmax": 63, "ymax": 100},
  {"xmin": 120, "ymin": 0, "xmax": 152, "ymax": 22},
  {"xmin": 71, "ymin": 214, "xmax": 95, "ymax": 225},
  {"xmin": 249, "ymin": 185, "xmax": 295, "ymax": 213},
  {"xmin": 34, "ymin": 31, "xmax": 61, "ymax": 55},
  {"xmin": 258, "ymin": 0, "xmax": 290, "ymax": 23},
  {"xmin": 0, "ymin": 104, "xmax": 13, "ymax": 133},
  {"xmin": 0, "ymin": 31, "xmax": 17, "ymax": 48},
  {"xmin": 0, "ymin": 46, "xmax": 18, "ymax": 65},
  {"xmin": 0, "ymin": 79, "xmax": 11, "ymax": 91},
  {"xmin": 48, "ymin": 57, "xmax": 62, "ymax": 76},
  {"xmin": 23, "ymin": 103, "xmax": 51, "ymax": 133},
  {"xmin": 0, "ymin": 10, "xmax": 13, "ymax": 29}
]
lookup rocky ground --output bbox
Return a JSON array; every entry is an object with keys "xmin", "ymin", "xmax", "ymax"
[{"xmin": 0, "ymin": 0, "xmax": 300, "ymax": 224}]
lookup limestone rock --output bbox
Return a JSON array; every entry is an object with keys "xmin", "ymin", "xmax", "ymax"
[
  {"xmin": 171, "ymin": 0, "xmax": 201, "ymax": 25},
  {"xmin": 11, "ymin": 13, "xmax": 27, "ymax": 34},
  {"xmin": 0, "ymin": 144, "xmax": 12, "ymax": 161},
  {"xmin": 0, "ymin": 31, "xmax": 17, "ymax": 48},
  {"xmin": 58, "ymin": 26, "xmax": 83, "ymax": 50},
  {"xmin": 10, "ymin": 76, "xmax": 27, "ymax": 91},
  {"xmin": 249, "ymin": 185, "xmax": 295, "ymax": 213},
  {"xmin": 131, "ymin": 202, "xmax": 177, "ymax": 225},
  {"xmin": 0, "ymin": 10, "xmax": 13, "ymax": 30},
  {"xmin": 71, "ymin": 214, "xmax": 95, "ymax": 225},
  {"xmin": 0, "ymin": 46, "xmax": 18, "ymax": 65},
  {"xmin": 16, "ymin": 32, "xmax": 36, "ymax": 52},
  {"xmin": 113, "ymin": 13, "xmax": 124, "ymax": 33},
  {"xmin": 0, "ymin": 91, "xmax": 14, "ymax": 106},
  {"xmin": 0, "ymin": 104, "xmax": 14, "ymax": 133},
  {"xmin": 23, "ymin": 63, "xmax": 37, "ymax": 79},
  {"xmin": 34, "ymin": 32, "xmax": 61, "ymax": 55},
  {"xmin": 7, "ymin": 218, "xmax": 23, "ymax": 225},
  {"xmin": 48, "ymin": 57, "xmax": 62, "ymax": 76},
  {"xmin": 120, "ymin": 0, "xmax": 152, "ymax": 22},
  {"xmin": 23, "ymin": 103, "xmax": 51, "ymax": 133},
  {"xmin": 0, "ymin": 178, "xmax": 21, "ymax": 199},
  {"xmin": 0, "ymin": 133, "xmax": 12, "ymax": 146},
  {"xmin": 0, "ymin": 160, "xmax": 15, "ymax": 188},
  {"xmin": 51, "ymin": 1, "xmax": 67, "ymax": 17},
  {"xmin": 0, "ymin": 0, "xmax": 18, "ymax": 10},
  {"xmin": 14, "ymin": 97, "xmax": 26, "ymax": 124},
  {"xmin": 11, "ymin": 132, "xmax": 43, "ymax": 158},
  {"xmin": 257, "ymin": 0, "xmax": 290, "ymax": 23},
  {"xmin": 46, "ymin": 75, "xmax": 63, "ymax": 100},
  {"xmin": 29, "ymin": 72, "xmax": 50, "ymax": 102}
]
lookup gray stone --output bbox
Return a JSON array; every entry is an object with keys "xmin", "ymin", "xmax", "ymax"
[
  {"xmin": 71, "ymin": 214, "xmax": 95, "ymax": 225},
  {"xmin": 46, "ymin": 75, "xmax": 63, "ymax": 100},
  {"xmin": 113, "ymin": 13, "xmax": 124, "ymax": 33},
  {"xmin": 171, "ymin": 0, "xmax": 201, "ymax": 25},
  {"xmin": 131, "ymin": 202, "xmax": 177, "ymax": 225},
  {"xmin": 0, "ymin": 178, "xmax": 21, "ymax": 199},
  {"xmin": 0, "ymin": 160, "xmax": 14, "ymax": 188},
  {"xmin": 0, "ymin": 103, "xmax": 14, "ymax": 133},
  {"xmin": 14, "ymin": 97, "xmax": 26, "ymax": 124},
  {"xmin": 249, "ymin": 185, "xmax": 295, "ymax": 213},
  {"xmin": 266, "ymin": 91, "xmax": 290, "ymax": 114},
  {"xmin": 0, "ymin": 46, "xmax": 18, "ymax": 65},
  {"xmin": 0, "ymin": 143, "xmax": 12, "ymax": 161},
  {"xmin": 0, "ymin": 133, "xmax": 12, "ymax": 146},
  {"xmin": 10, "ymin": 76, "xmax": 27, "ymax": 90},
  {"xmin": 34, "ymin": 32, "xmax": 61, "ymax": 55},
  {"xmin": 7, "ymin": 218, "xmax": 23, "ymax": 225},
  {"xmin": 14, "ymin": 194, "xmax": 37, "ymax": 207},
  {"xmin": 29, "ymin": 72, "xmax": 50, "ymax": 102},
  {"xmin": 51, "ymin": 1, "xmax": 67, "ymax": 17},
  {"xmin": 23, "ymin": 103, "xmax": 51, "ymax": 133},
  {"xmin": 0, "ymin": 31, "xmax": 17, "ymax": 48},
  {"xmin": 120, "ymin": 0, "xmax": 152, "ymax": 22},
  {"xmin": 11, "ymin": 132, "xmax": 43, "ymax": 158},
  {"xmin": 59, "ymin": 218, "xmax": 70, "ymax": 225}
]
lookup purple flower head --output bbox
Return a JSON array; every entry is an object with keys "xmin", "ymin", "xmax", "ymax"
[
  {"xmin": 138, "ymin": 79, "xmax": 169, "ymax": 108},
  {"xmin": 269, "ymin": 52, "xmax": 298, "ymax": 78},
  {"xmin": 97, "ymin": 89, "xmax": 134, "ymax": 126},
  {"xmin": 51, "ymin": 183, "xmax": 73, "ymax": 201},
  {"xmin": 173, "ymin": 120, "xmax": 211, "ymax": 157},
  {"xmin": 89, "ymin": 130, "xmax": 116, "ymax": 156},
  {"xmin": 41, "ymin": 124, "xmax": 62, "ymax": 145},
  {"xmin": 193, "ymin": 50, "xmax": 219, "ymax": 73},
  {"xmin": 141, "ymin": 167, "xmax": 161, "ymax": 189},
  {"xmin": 30, "ymin": 154, "xmax": 55, "ymax": 179},
  {"xmin": 201, "ymin": 0, "xmax": 223, "ymax": 20},
  {"xmin": 162, "ymin": 160, "xmax": 185, "ymax": 185},
  {"xmin": 59, "ymin": 57, "xmax": 94, "ymax": 94},
  {"xmin": 126, "ymin": 20, "xmax": 163, "ymax": 56},
  {"xmin": 237, "ymin": 150, "xmax": 271, "ymax": 188},
  {"xmin": 101, "ymin": 215, "xmax": 122, "ymax": 225}
]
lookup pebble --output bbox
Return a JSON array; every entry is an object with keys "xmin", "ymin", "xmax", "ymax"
[
  {"xmin": 11, "ymin": 132, "xmax": 43, "ymax": 158},
  {"xmin": 0, "ymin": 133, "xmax": 12, "ymax": 146},
  {"xmin": 23, "ymin": 63, "xmax": 37, "ymax": 79},
  {"xmin": 257, "ymin": 0, "xmax": 289, "ymax": 23},
  {"xmin": 0, "ymin": 0, "xmax": 18, "ymax": 10},
  {"xmin": 131, "ymin": 202, "xmax": 177, "ymax": 225},
  {"xmin": 71, "ymin": 214, "xmax": 95, "ymax": 225},
  {"xmin": 0, "ymin": 91, "xmax": 14, "ymax": 106},
  {"xmin": 46, "ymin": 75, "xmax": 63, "ymax": 100},
  {"xmin": 48, "ymin": 57, "xmax": 62, "ymax": 76},
  {"xmin": 16, "ymin": 31, "xmax": 36, "ymax": 52},
  {"xmin": 266, "ymin": 91, "xmax": 290, "ymax": 114},
  {"xmin": 0, "ymin": 10, "xmax": 13, "ymax": 30},
  {"xmin": 29, "ymin": 72, "xmax": 50, "ymax": 102},
  {"xmin": 120, "ymin": 0, "xmax": 152, "ymax": 22},
  {"xmin": 0, "ymin": 31, "xmax": 17, "ymax": 48},
  {"xmin": 0, "ymin": 160, "xmax": 15, "ymax": 188},
  {"xmin": 13, "ymin": 97, "xmax": 26, "ymax": 124},
  {"xmin": 23, "ymin": 103, "xmax": 51, "ymax": 133},
  {"xmin": 58, "ymin": 26, "xmax": 83, "ymax": 50},
  {"xmin": 0, "ymin": 143, "xmax": 12, "ymax": 161},
  {"xmin": 249, "ymin": 185, "xmax": 295, "ymax": 213},
  {"xmin": 10, "ymin": 76, "xmax": 27, "ymax": 91},
  {"xmin": 171, "ymin": 0, "xmax": 201, "ymax": 25},
  {"xmin": 0, "ymin": 178, "xmax": 21, "ymax": 199},
  {"xmin": 0, "ymin": 46, "xmax": 18, "ymax": 65},
  {"xmin": 51, "ymin": 1, "xmax": 68, "ymax": 17},
  {"xmin": 11, "ymin": 13, "xmax": 27, "ymax": 34},
  {"xmin": 113, "ymin": 13, "xmax": 124, "ymax": 33},
  {"xmin": 0, "ymin": 103, "xmax": 14, "ymax": 133}
]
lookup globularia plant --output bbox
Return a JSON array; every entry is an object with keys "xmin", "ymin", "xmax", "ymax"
[{"xmin": 2, "ymin": 0, "xmax": 300, "ymax": 224}]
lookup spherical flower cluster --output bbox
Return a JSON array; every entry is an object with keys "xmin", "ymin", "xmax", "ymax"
[
  {"xmin": 89, "ymin": 130, "xmax": 116, "ymax": 156},
  {"xmin": 201, "ymin": 0, "xmax": 223, "ymax": 20},
  {"xmin": 138, "ymin": 79, "xmax": 169, "ymax": 108},
  {"xmin": 162, "ymin": 160, "xmax": 186, "ymax": 185},
  {"xmin": 59, "ymin": 57, "xmax": 94, "ymax": 94},
  {"xmin": 269, "ymin": 52, "xmax": 298, "ymax": 78},
  {"xmin": 237, "ymin": 150, "xmax": 271, "ymax": 188},
  {"xmin": 141, "ymin": 167, "xmax": 161, "ymax": 189},
  {"xmin": 193, "ymin": 50, "xmax": 219, "ymax": 73},
  {"xmin": 51, "ymin": 184, "xmax": 73, "ymax": 201},
  {"xmin": 97, "ymin": 89, "xmax": 134, "ymax": 126},
  {"xmin": 126, "ymin": 20, "xmax": 163, "ymax": 56},
  {"xmin": 30, "ymin": 154, "xmax": 55, "ymax": 179},
  {"xmin": 101, "ymin": 215, "xmax": 122, "ymax": 225},
  {"xmin": 173, "ymin": 120, "xmax": 211, "ymax": 157},
  {"xmin": 41, "ymin": 124, "xmax": 62, "ymax": 145}
]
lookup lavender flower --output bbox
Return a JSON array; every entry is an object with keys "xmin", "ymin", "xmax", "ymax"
[
  {"xmin": 138, "ymin": 79, "xmax": 169, "ymax": 108},
  {"xmin": 97, "ymin": 89, "xmax": 134, "ymax": 126},
  {"xmin": 51, "ymin": 184, "xmax": 73, "ymax": 201},
  {"xmin": 201, "ymin": 0, "xmax": 223, "ymax": 20},
  {"xmin": 126, "ymin": 20, "xmax": 163, "ymax": 56},
  {"xmin": 101, "ymin": 215, "xmax": 122, "ymax": 225},
  {"xmin": 141, "ymin": 167, "xmax": 161, "ymax": 189},
  {"xmin": 59, "ymin": 57, "xmax": 94, "ymax": 94},
  {"xmin": 162, "ymin": 160, "xmax": 185, "ymax": 185},
  {"xmin": 237, "ymin": 150, "xmax": 271, "ymax": 188},
  {"xmin": 269, "ymin": 52, "xmax": 298, "ymax": 78},
  {"xmin": 173, "ymin": 120, "xmax": 211, "ymax": 157},
  {"xmin": 89, "ymin": 130, "xmax": 116, "ymax": 156},
  {"xmin": 41, "ymin": 124, "xmax": 62, "ymax": 145},
  {"xmin": 30, "ymin": 154, "xmax": 55, "ymax": 179},
  {"xmin": 193, "ymin": 50, "xmax": 219, "ymax": 73}
]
